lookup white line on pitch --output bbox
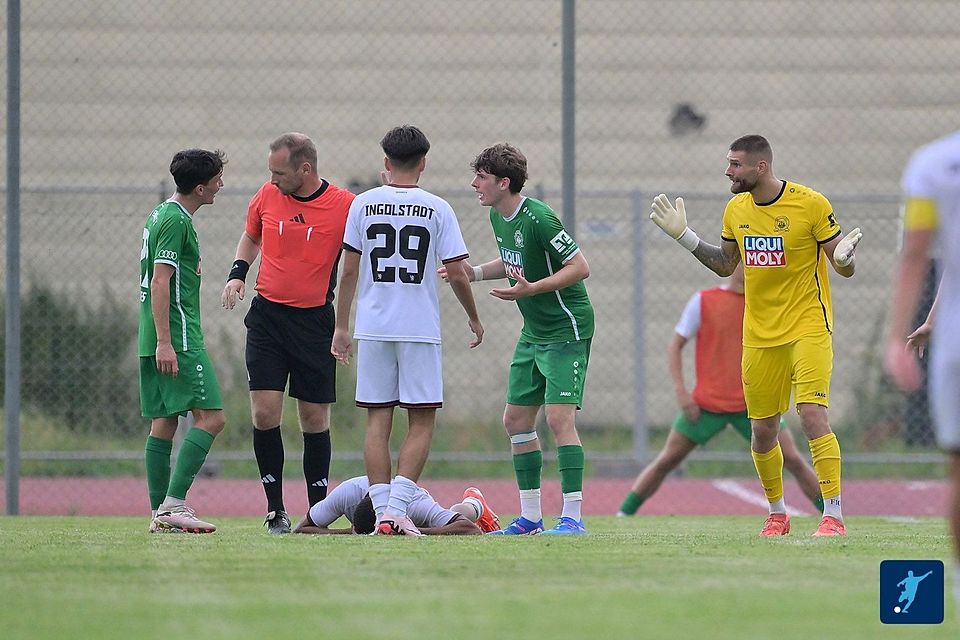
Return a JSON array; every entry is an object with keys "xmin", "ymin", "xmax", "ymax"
[{"xmin": 711, "ymin": 479, "xmax": 812, "ymax": 517}]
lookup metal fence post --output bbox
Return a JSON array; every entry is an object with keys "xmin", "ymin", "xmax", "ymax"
[
  {"xmin": 5, "ymin": 0, "xmax": 23, "ymax": 516},
  {"xmin": 631, "ymin": 190, "xmax": 648, "ymax": 465}
]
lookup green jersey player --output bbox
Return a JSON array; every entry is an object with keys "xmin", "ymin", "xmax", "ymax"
[
  {"xmin": 464, "ymin": 143, "xmax": 594, "ymax": 535},
  {"xmin": 139, "ymin": 148, "xmax": 227, "ymax": 534}
]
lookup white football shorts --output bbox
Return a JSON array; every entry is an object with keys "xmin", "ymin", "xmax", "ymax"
[
  {"xmin": 930, "ymin": 346, "xmax": 960, "ymax": 451},
  {"xmin": 355, "ymin": 340, "xmax": 443, "ymax": 408}
]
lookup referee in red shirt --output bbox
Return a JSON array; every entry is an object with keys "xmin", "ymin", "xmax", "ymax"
[{"xmin": 222, "ymin": 132, "xmax": 355, "ymax": 534}]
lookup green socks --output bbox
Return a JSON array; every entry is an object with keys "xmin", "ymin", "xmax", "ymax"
[
  {"xmin": 619, "ymin": 491, "xmax": 643, "ymax": 515},
  {"xmin": 557, "ymin": 445, "xmax": 584, "ymax": 494},
  {"xmin": 166, "ymin": 428, "xmax": 216, "ymax": 500},
  {"xmin": 144, "ymin": 436, "xmax": 173, "ymax": 511},
  {"xmin": 513, "ymin": 450, "xmax": 543, "ymax": 491}
]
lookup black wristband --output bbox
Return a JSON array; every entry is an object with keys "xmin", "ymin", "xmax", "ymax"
[{"xmin": 228, "ymin": 259, "xmax": 250, "ymax": 283}]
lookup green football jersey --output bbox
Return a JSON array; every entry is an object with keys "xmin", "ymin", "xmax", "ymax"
[
  {"xmin": 489, "ymin": 197, "xmax": 594, "ymax": 344},
  {"xmin": 138, "ymin": 200, "xmax": 205, "ymax": 355}
]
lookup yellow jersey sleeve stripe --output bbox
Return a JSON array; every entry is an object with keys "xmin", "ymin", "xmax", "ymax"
[
  {"xmin": 902, "ymin": 198, "xmax": 939, "ymax": 230},
  {"xmin": 721, "ymin": 235, "xmax": 737, "ymax": 242},
  {"xmin": 817, "ymin": 229, "xmax": 842, "ymax": 245}
]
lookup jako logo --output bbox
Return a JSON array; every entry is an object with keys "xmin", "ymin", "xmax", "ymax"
[{"xmin": 743, "ymin": 235, "xmax": 785, "ymax": 267}]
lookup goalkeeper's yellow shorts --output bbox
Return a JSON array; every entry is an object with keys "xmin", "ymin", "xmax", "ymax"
[{"xmin": 741, "ymin": 332, "xmax": 832, "ymax": 419}]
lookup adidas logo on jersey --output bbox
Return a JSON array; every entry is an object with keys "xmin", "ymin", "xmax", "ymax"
[
  {"xmin": 289, "ymin": 213, "xmax": 305, "ymax": 223},
  {"xmin": 743, "ymin": 235, "xmax": 786, "ymax": 267}
]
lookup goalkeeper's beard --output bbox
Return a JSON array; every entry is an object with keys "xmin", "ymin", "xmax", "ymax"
[{"xmin": 730, "ymin": 176, "xmax": 757, "ymax": 194}]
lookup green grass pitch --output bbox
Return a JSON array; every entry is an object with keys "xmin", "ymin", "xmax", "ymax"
[{"xmin": 0, "ymin": 515, "xmax": 953, "ymax": 639}]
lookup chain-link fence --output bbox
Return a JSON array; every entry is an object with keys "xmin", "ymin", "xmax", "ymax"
[{"xmin": 2, "ymin": 1, "xmax": 958, "ymax": 518}]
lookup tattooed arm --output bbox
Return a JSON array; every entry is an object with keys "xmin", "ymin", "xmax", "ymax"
[{"xmin": 692, "ymin": 239, "xmax": 741, "ymax": 277}]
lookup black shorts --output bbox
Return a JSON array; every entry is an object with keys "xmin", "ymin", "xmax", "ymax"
[{"xmin": 244, "ymin": 295, "xmax": 337, "ymax": 404}]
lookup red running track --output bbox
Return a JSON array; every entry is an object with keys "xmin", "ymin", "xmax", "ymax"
[{"xmin": 0, "ymin": 477, "xmax": 946, "ymax": 519}]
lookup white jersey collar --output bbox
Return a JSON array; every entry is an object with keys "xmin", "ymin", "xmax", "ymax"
[{"xmin": 501, "ymin": 196, "xmax": 527, "ymax": 223}]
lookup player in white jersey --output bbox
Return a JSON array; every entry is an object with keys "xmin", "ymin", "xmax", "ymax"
[
  {"xmin": 885, "ymin": 129, "xmax": 960, "ymax": 606},
  {"xmin": 332, "ymin": 126, "xmax": 483, "ymax": 537},
  {"xmin": 292, "ymin": 476, "xmax": 500, "ymax": 535}
]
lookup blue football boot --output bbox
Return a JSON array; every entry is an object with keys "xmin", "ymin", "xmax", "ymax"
[
  {"xmin": 486, "ymin": 516, "xmax": 544, "ymax": 535},
  {"xmin": 539, "ymin": 516, "xmax": 588, "ymax": 536}
]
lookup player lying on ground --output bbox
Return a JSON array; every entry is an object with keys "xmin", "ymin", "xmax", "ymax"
[{"xmin": 293, "ymin": 476, "xmax": 500, "ymax": 535}]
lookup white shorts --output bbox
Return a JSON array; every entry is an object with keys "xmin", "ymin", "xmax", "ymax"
[
  {"xmin": 930, "ymin": 346, "xmax": 960, "ymax": 451},
  {"xmin": 355, "ymin": 340, "xmax": 443, "ymax": 408},
  {"xmin": 408, "ymin": 488, "xmax": 460, "ymax": 529}
]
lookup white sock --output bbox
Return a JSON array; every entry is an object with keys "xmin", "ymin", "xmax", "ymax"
[
  {"xmin": 385, "ymin": 475, "xmax": 418, "ymax": 518},
  {"xmin": 822, "ymin": 495, "xmax": 843, "ymax": 520},
  {"xmin": 151, "ymin": 510, "xmax": 157, "ymax": 519},
  {"xmin": 461, "ymin": 497, "xmax": 483, "ymax": 522},
  {"xmin": 561, "ymin": 491, "xmax": 583, "ymax": 521},
  {"xmin": 368, "ymin": 483, "xmax": 391, "ymax": 520},
  {"xmin": 158, "ymin": 496, "xmax": 185, "ymax": 511},
  {"xmin": 768, "ymin": 497, "xmax": 786, "ymax": 514},
  {"xmin": 519, "ymin": 488, "xmax": 542, "ymax": 522}
]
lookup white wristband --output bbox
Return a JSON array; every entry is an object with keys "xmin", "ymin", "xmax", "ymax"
[
  {"xmin": 472, "ymin": 265, "xmax": 483, "ymax": 282},
  {"xmin": 676, "ymin": 227, "xmax": 700, "ymax": 252}
]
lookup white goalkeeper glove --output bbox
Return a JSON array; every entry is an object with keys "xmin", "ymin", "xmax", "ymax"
[
  {"xmin": 650, "ymin": 194, "xmax": 699, "ymax": 252},
  {"xmin": 833, "ymin": 227, "xmax": 862, "ymax": 267}
]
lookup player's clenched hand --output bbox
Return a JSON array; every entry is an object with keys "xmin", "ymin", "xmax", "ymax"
[
  {"xmin": 906, "ymin": 321, "xmax": 933, "ymax": 359},
  {"xmin": 331, "ymin": 327, "xmax": 353, "ymax": 365},
  {"xmin": 222, "ymin": 279, "xmax": 245, "ymax": 310},
  {"xmin": 833, "ymin": 227, "xmax": 862, "ymax": 267},
  {"xmin": 155, "ymin": 342, "xmax": 179, "ymax": 377},
  {"xmin": 467, "ymin": 319, "xmax": 484, "ymax": 349},
  {"xmin": 884, "ymin": 339, "xmax": 922, "ymax": 392},
  {"xmin": 650, "ymin": 194, "xmax": 689, "ymax": 240}
]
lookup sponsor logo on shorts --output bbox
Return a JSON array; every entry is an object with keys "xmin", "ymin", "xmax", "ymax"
[
  {"xmin": 743, "ymin": 235, "xmax": 785, "ymax": 267},
  {"xmin": 559, "ymin": 391, "xmax": 572, "ymax": 397}
]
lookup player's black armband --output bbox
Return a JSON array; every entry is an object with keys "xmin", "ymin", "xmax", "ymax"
[{"xmin": 228, "ymin": 259, "xmax": 250, "ymax": 283}]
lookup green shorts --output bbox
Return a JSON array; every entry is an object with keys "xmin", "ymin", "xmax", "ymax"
[
  {"xmin": 673, "ymin": 409, "xmax": 784, "ymax": 445},
  {"xmin": 139, "ymin": 350, "xmax": 223, "ymax": 418},
  {"xmin": 506, "ymin": 339, "xmax": 591, "ymax": 407}
]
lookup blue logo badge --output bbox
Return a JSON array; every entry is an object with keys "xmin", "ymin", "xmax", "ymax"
[{"xmin": 879, "ymin": 560, "xmax": 944, "ymax": 624}]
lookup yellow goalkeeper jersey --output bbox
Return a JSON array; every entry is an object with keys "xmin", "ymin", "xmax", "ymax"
[{"xmin": 721, "ymin": 180, "xmax": 842, "ymax": 347}]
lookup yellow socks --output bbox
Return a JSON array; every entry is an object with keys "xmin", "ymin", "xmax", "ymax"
[
  {"xmin": 752, "ymin": 443, "xmax": 784, "ymax": 504},
  {"xmin": 809, "ymin": 432, "xmax": 842, "ymax": 519}
]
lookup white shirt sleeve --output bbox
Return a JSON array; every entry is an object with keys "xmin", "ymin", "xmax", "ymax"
[
  {"xmin": 342, "ymin": 194, "xmax": 365, "ymax": 253},
  {"xmin": 307, "ymin": 476, "xmax": 366, "ymax": 527},
  {"xmin": 673, "ymin": 292, "xmax": 702, "ymax": 340},
  {"xmin": 435, "ymin": 201, "xmax": 469, "ymax": 262}
]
